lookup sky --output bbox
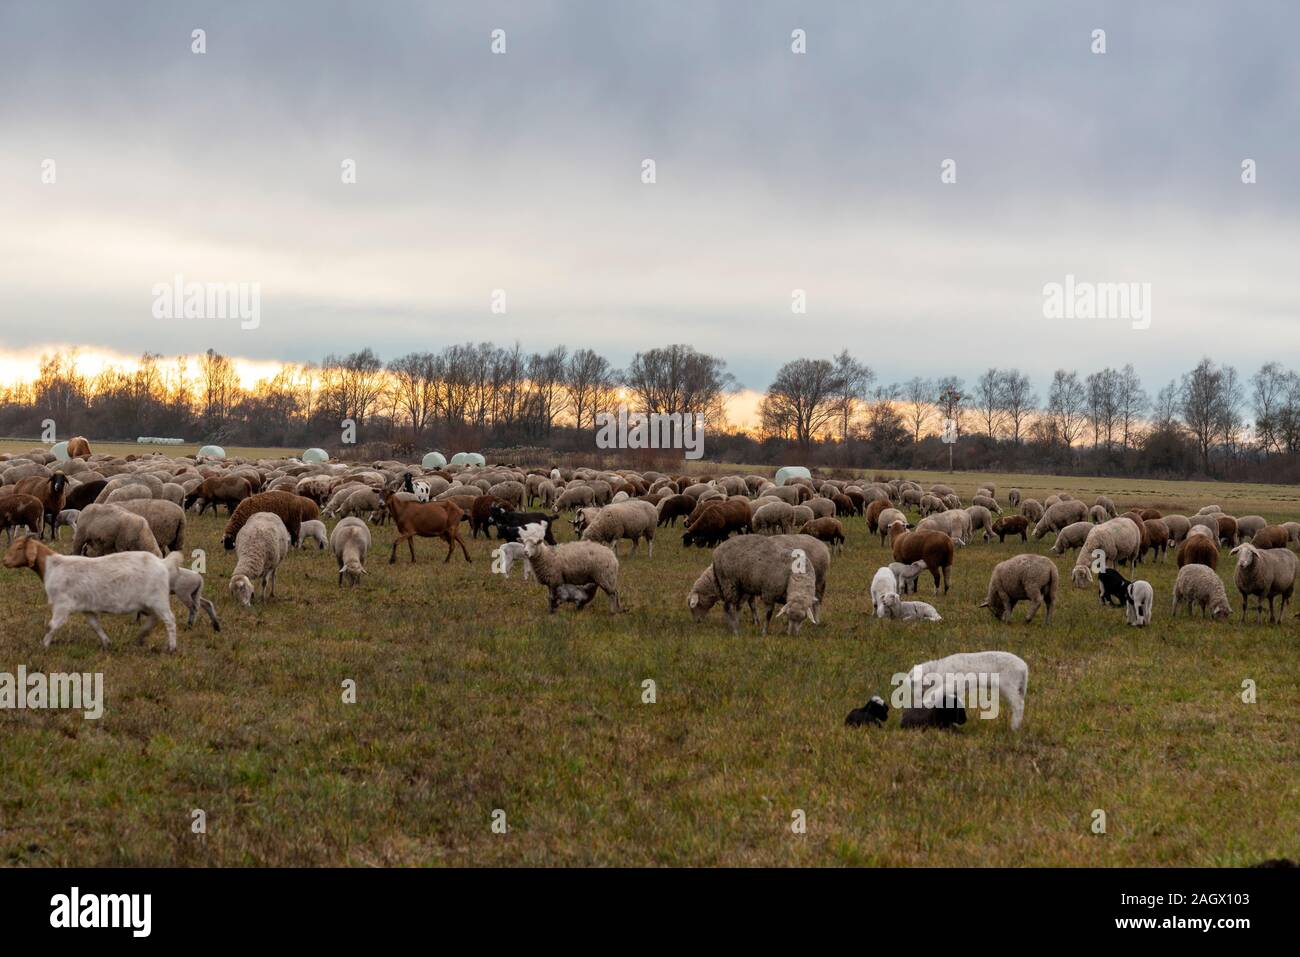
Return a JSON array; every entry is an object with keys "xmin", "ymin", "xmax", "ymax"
[{"xmin": 1, "ymin": 0, "xmax": 1297, "ymax": 422}]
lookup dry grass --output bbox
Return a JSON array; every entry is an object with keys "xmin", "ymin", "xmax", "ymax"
[{"xmin": 0, "ymin": 468, "xmax": 1297, "ymax": 865}]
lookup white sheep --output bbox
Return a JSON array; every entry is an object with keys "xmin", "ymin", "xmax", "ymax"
[
  {"xmin": 1229, "ymin": 543, "xmax": 1297, "ymax": 623},
  {"xmin": 871, "ymin": 566, "xmax": 898, "ymax": 618},
  {"xmin": 1070, "ymin": 517, "xmax": 1142, "ymax": 587},
  {"xmin": 490, "ymin": 541, "xmax": 532, "ymax": 580},
  {"xmin": 752, "ymin": 501, "xmax": 796, "ymax": 535},
  {"xmin": 579, "ymin": 500, "xmax": 657, "ymax": 557},
  {"xmin": 889, "ymin": 559, "xmax": 929, "ymax": 595},
  {"xmin": 1171, "ymin": 564, "xmax": 1231, "ymax": 619},
  {"xmin": 163, "ymin": 551, "xmax": 220, "ymax": 631},
  {"xmin": 880, "ymin": 593, "xmax": 942, "ymax": 621},
  {"xmin": 298, "ymin": 519, "xmax": 328, "ymax": 549},
  {"xmin": 330, "ymin": 516, "xmax": 372, "ymax": 587},
  {"xmin": 1125, "ymin": 579, "xmax": 1153, "ymax": 626},
  {"xmin": 229, "ymin": 512, "xmax": 291, "ymax": 606},
  {"xmin": 520, "ymin": 521, "xmax": 622, "ymax": 613},
  {"xmin": 979, "ymin": 553, "xmax": 1058, "ymax": 624},
  {"xmin": 2, "ymin": 536, "xmax": 177, "ymax": 651},
  {"xmin": 905, "ymin": 651, "xmax": 1029, "ymax": 731}
]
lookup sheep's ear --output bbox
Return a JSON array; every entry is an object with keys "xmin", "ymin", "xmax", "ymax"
[{"xmin": 688, "ymin": 593, "xmax": 698, "ymax": 608}]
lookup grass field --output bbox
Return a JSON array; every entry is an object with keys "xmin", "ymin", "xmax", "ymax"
[{"xmin": 1, "ymin": 467, "xmax": 1298, "ymax": 866}]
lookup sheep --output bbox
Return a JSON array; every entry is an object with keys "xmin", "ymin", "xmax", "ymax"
[
  {"xmin": 112, "ymin": 499, "xmax": 186, "ymax": 554},
  {"xmin": 383, "ymin": 493, "xmax": 471, "ymax": 563},
  {"xmin": 1197, "ymin": 505, "xmax": 1222, "ymax": 515},
  {"xmin": 965, "ymin": 505, "xmax": 994, "ymax": 543},
  {"xmin": 183, "ymin": 474, "xmax": 251, "ymax": 516},
  {"xmin": 688, "ymin": 564, "xmax": 756, "ymax": 625},
  {"xmin": 918, "ymin": 508, "xmax": 971, "ymax": 545},
  {"xmin": 104, "ymin": 483, "xmax": 153, "ymax": 504},
  {"xmin": 875, "ymin": 507, "xmax": 908, "ymax": 544},
  {"xmin": 1284, "ymin": 521, "xmax": 1300, "ymax": 546},
  {"xmin": 978, "ymin": 553, "xmax": 1057, "ymax": 624},
  {"xmin": 1229, "ymin": 543, "xmax": 1298, "ymax": 623},
  {"xmin": 298, "ymin": 518, "xmax": 328, "ymax": 550},
  {"xmin": 901, "ymin": 651, "xmax": 1029, "ymax": 731},
  {"xmin": 1176, "ymin": 534, "xmax": 1219, "ymax": 571},
  {"xmin": 804, "ymin": 497, "xmax": 837, "ymax": 520},
  {"xmin": 11, "ymin": 473, "xmax": 68, "ymax": 539},
  {"xmin": 797, "ymin": 516, "xmax": 845, "ymax": 554},
  {"xmin": 918, "ymin": 493, "xmax": 945, "ymax": 516},
  {"xmin": 54, "ymin": 507, "xmax": 80, "ymax": 540},
  {"xmin": 1235, "ymin": 515, "xmax": 1267, "ymax": 541},
  {"xmin": 0, "ymin": 492, "xmax": 44, "ymax": 542},
  {"xmin": 871, "ymin": 566, "xmax": 898, "ymax": 618},
  {"xmin": 971, "ymin": 493, "xmax": 1001, "ymax": 515},
  {"xmin": 682, "ymin": 498, "xmax": 751, "ymax": 548},
  {"xmin": 1007, "ymin": 488, "xmax": 1021, "ymax": 507},
  {"xmin": 1094, "ymin": 495, "xmax": 1117, "ymax": 518},
  {"xmin": 490, "ymin": 540, "xmax": 532, "ymax": 580},
  {"xmin": 1088, "ymin": 504, "xmax": 1109, "ymax": 524},
  {"xmin": 221, "ymin": 491, "xmax": 309, "ymax": 550},
  {"xmin": 330, "ymin": 516, "xmax": 372, "ymax": 586},
  {"xmin": 1050, "ymin": 521, "xmax": 1093, "ymax": 555},
  {"xmin": 1125, "ymin": 580, "xmax": 1153, "ymax": 626},
  {"xmin": 469, "ymin": 494, "xmax": 506, "ymax": 538},
  {"xmin": 752, "ymin": 500, "xmax": 797, "ymax": 536},
  {"xmin": 1251, "ymin": 525, "xmax": 1290, "ymax": 549},
  {"xmin": 2, "ymin": 536, "xmax": 177, "ymax": 651},
  {"xmin": 991, "ymin": 515, "xmax": 1028, "ymax": 543},
  {"xmin": 656, "ymin": 493, "xmax": 695, "ymax": 527},
  {"xmin": 1143, "ymin": 519, "xmax": 1170, "ymax": 562},
  {"xmin": 790, "ymin": 504, "xmax": 815, "ymax": 527},
  {"xmin": 518, "ymin": 521, "xmax": 621, "ymax": 613},
  {"xmin": 71, "ymin": 504, "xmax": 162, "ymax": 557},
  {"xmin": 555, "ymin": 485, "xmax": 595, "ymax": 511},
  {"xmin": 162, "ymin": 551, "xmax": 220, "ymax": 631},
  {"xmin": 491, "ymin": 504, "xmax": 559, "ymax": 544},
  {"xmin": 706, "ymin": 533, "xmax": 830, "ymax": 634},
  {"xmin": 1188, "ymin": 513, "xmax": 1219, "ymax": 540},
  {"xmin": 1069, "ymin": 517, "xmax": 1142, "ymax": 587},
  {"xmin": 773, "ymin": 559, "xmax": 818, "ymax": 634},
  {"xmin": 888, "ymin": 521, "xmax": 954, "ymax": 593},
  {"xmin": 551, "ymin": 582, "xmax": 600, "ymax": 610},
  {"xmin": 1215, "ymin": 515, "xmax": 1239, "ymax": 548},
  {"xmin": 580, "ymin": 500, "xmax": 658, "ymax": 557},
  {"xmin": 228, "ymin": 512, "xmax": 292, "ymax": 606},
  {"xmin": 65, "ymin": 478, "xmax": 108, "ymax": 511},
  {"xmin": 880, "ymin": 592, "xmax": 942, "ymax": 621},
  {"xmin": 1171, "ymin": 564, "xmax": 1232, "ymax": 619},
  {"xmin": 889, "ymin": 559, "xmax": 929, "ymax": 595},
  {"xmin": 1032, "ymin": 499, "xmax": 1089, "ymax": 539},
  {"xmin": 1163, "ymin": 514, "xmax": 1191, "ymax": 544},
  {"xmin": 1019, "ymin": 498, "xmax": 1044, "ymax": 523}
]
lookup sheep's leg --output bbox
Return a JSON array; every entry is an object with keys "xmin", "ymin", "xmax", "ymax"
[
  {"xmin": 1267, "ymin": 595, "xmax": 1276, "ymax": 624},
  {"xmin": 607, "ymin": 589, "xmax": 621, "ymax": 613},
  {"xmin": 647, "ymin": 537, "xmax": 654, "ymax": 558},
  {"xmin": 941, "ymin": 565, "xmax": 950, "ymax": 594},
  {"xmin": 136, "ymin": 611, "xmax": 157, "ymax": 643},
  {"xmin": 723, "ymin": 602, "xmax": 740, "ymax": 635},
  {"xmin": 84, "ymin": 613, "xmax": 112, "ymax": 649},
  {"xmin": 42, "ymin": 607, "xmax": 71, "ymax": 647},
  {"xmin": 154, "ymin": 604, "xmax": 177, "ymax": 651},
  {"xmin": 1007, "ymin": 689, "xmax": 1024, "ymax": 731},
  {"xmin": 200, "ymin": 597, "xmax": 221, "ymax": 631},
  {"xmin": 1024, "ymin": 586, "xmax": 1042, "ymax": 623}
]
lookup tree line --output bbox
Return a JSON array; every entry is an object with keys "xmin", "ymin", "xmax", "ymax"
[{"xmin": 3, "ymin": 343, "xmax": 1298, "ymax": 483}]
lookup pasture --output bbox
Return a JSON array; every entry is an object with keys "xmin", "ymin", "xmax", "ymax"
[{"xmin": 1, "ymin": 467, "xmax": 1297, "ymax": 866}]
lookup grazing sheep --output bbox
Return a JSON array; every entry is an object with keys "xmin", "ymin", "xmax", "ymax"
[
  {"xmin": 1069, "ymin": 517, "xmax": 1142, "ymax": 587},
  {"xmin": 753, "ymin": 501, "xmax": 797, "ymax": 535},
  {"xmin": 871, "ymin": 566, "xmax": 898, "ymax": 618},
  {"xmin": 773, "ymin": 559, "xmax": 819, "ymax": 634},
  {"xmin": 888, "ymin": 521, "xmax": 955, "ymax": 594},
  {"xmin": 803, "ymin": 497, "xmax": 837, "ymax": 520},
  {"xmin": 1163, "ymin": 514, "xmax": 1191, "ymax": 544},
  {"xmin": 112, "ymin": 499, "xmax": 186, "ymax": 554},
  {"xmin": 1176, "ymin": 534, "xmax": 1219, "ymax": 571},
  {"xmin": 899, "ymin": 696, "xmax": 968, "ymax": 730},
  {"xmin": 228, "ymin": 512, "xmax": 292, "ymax": 606},
  {"xmin": 71, "ymin": 504, "xmax": 162, "ymax": 558},
  {"xmin": 1171, "ymin": 564, "xmax": 1232, "ymax": 619},
  {"xmin": 1088, "ymin": 505, "xmax": 1109, "ymax": 524},
  {"xmin": 682, "ymin": 498, "xmax": 751, "ymax": 548},
  {"xmin": 2, "ymin": 536, "xmax": 177, "ymax": 651},
  {"xmin": 889, "ymin": 559, "xmax": 929, "ymax": 595},
  {"xmin": 162, "ymin": 551, "xmax": 220, "ymax": 631},
  {"xmin": 880, "ymin": 593, "xmax": 942, "ymax": 621},
  {"xmin": 918, "ymin": 508, "xmax": 971, "ymax": 545},
  {"xmin": 965, "ymin": 505, "xmax": 994, "ymax": 543},
  {"xmin": 580, "ymin": 500, "xmax": 658, "ymax": 557},
  {"xmin": 1032, "ymin": 500, "xmax": 1089, "ymax": 539},
  {"xmin": 991, "ymin": 515, "xmax": 1029, "ymax": 543},
  {"xmin": 1283, "ymin": 522, "xmax": 1300, "ymax": 546},
  {"xmin": 298, "ymin": 519, "xmax": 328, "ymax": 549},
  {"xmin": 490, "ymin": 540, "xmax": 532, "ymax": 580},
  {"xmin": 875, "ymin": 508, "xmax": 907, "ymax": 545},
  {"xmin": 0, "ymin": 492, "xmax": 44, "ymax": 542},
  {"xmin": 183, "ymin": 474, "xmax": 252, "ymax": 516},
  {"xmin": 903, "ymin": 651, "xmax": 1029, "ymax": 731},
  {"xmin": 1007, "ymin": 488, "xmax": 1021, "ymax": 507},
  {"xmin": 1094, "ymin": 495, "xmax": 1117, "ymax": 518},
  {"xmin": 1050, "ymin": 521, "xmax": 1094, "ymax": 555},
  {"xmin": 1251, "ymin": 525, "xmax": 1290, "ymax": 549},
  {"xmin": 1019, "ymin": 498, "xmax": 1044, "ymax": 523},
  {"xmin": 221, "ymin": 491, "xmax": 309, "ymax": 550},
  {"xmin": 705, "ymin": 534, "xmax": 830, "ymax": 635},
  {"xmin": 1125, "ymin": 580, "xmax": 1153, "ymax": 626},
  {"xmin": 519, "ymin": 521, "xmax": 622, "ymax": 614},
  {"xmin": 978, "ymin": 553, "xmax": 1057, "ymax": 624},
  {"xmin": 1197, "ymin": 505, "xmax": 1222, "ymax": 515},
  {"xmin": 1097, "ymin": 567, "xmax": 1133, "ymax": 607},
  {"xmin": 104, "ymin": 483, "xmax": 153, "ymax": 504},
  {"xmin": 797, "ymin": 516, "xmax": 845, "ymax": 553},
  {"xmin": 656, "ymin": 493, "xmax": 695, "ymax": 527},
  {"xmin": 1235, "ymin": 515, "xmax": 1267, "ymax": 540},
  {"xmin": 330, "ymin": 516, "xmax": 372, "ymax": 586},
  {"xmin": 971, "ymin": 494, "xmax": 1001, "ymax": 515},
  {"xmin": 1143, "ymin": 519, "xmax": 1170, "ymax": 562},
  {"xmin": 555, "ymin": 484, "xmax": 596, "ymax": 511},
  {"xmin": 1229, "ymin": 543, "xmax": 1297, "ymax": 623},
  {"xmin": 1215, "ymin": 515, "xmax": 1239, "ymax": 548},
  {"xmin": 65, "ymin": 479, "xmax": 108, "ymax": 511}
]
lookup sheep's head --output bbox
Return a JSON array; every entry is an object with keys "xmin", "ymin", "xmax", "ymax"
[
  {"xmin": 845, "ymin": 695, "xmax": 890, "ymax": 728},
  {"xmin": 518, "ymin": 521, "xmax": 547, "ymax": 555},
  {"xmin": 229, "ymin": 574, "xmax": 255, "ymax": 607},
  {"xmin": 1211, "ymin": 598, "xmax": 1232, "ymax": 619},
  {"xmin": 1231, "ymin": 543, "xmax": 1257, "ymax": 568},
  {"xmin": 775, "ymin": 601, "xmax": 816, "ymax": 634}
]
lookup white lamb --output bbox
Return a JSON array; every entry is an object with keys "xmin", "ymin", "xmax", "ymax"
[
  {"xmin": 297, "ymin": 519, "xmax": 327, "ymax": 550},
  {"xmin": 491, "ymin": 541, "xmax": 533, "ymax": 580},
  {"xmin": 889, "ymin": 559, "xmax": 929, "ymax": 595},
  {"xmin": 871, "ymin": 566, "xmax": 898, "ymax": 618},
  {"xmin": 1125, "ymin": 579, "xmax": 1153, "ymax": 626},
  {"xmin": 2, "ymin": 536, "xmax": 177, "ymax": 651},
  {"xmin": 881, "ymin": 593, "xmax": 942, "ymax": 621}
]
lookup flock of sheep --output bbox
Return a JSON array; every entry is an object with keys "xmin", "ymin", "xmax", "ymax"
[{"xmin": 1, "ymin": 440, "xmax": 1296, "ymax": 732}]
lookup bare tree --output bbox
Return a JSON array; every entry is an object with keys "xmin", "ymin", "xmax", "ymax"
[
  {"xmin": 830, "ymin": 350, "xmax": 873, "ymax": 441},
  {"xmin": 624, "ymin": 344, "xmax": 736, "ymax": 420},
  {"xmin": 1047, "ymin": 369, "xmax": 1087, "ymax": 449},
  {"xmin": 760, "ymin": 358, "xmax": 843, "ymax": 447},
  {"xmin": 999, "ymin": 369, "xmax": 1036, "ymax": 445},
  {"xmin": 564, "ymin": 349, "xmax": 617, "ymax": 431},
  {"xmin": 901, "ymin": 376, "xmax": 933, "ymax": 443},
  {"xmin": 973, "ymin": 368, "xmax": 1005, "ymax": 438}
]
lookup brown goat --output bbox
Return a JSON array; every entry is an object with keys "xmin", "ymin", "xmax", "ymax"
[
  {"xmin": 186, "ymin": 474, "xmax": 253, "ymax": 516},
  {"xmin": 1177, "ymin": 535, "xmax": 1219, "ymax": 571},
  {"xmin": 66, "ymin": 436, "xmax": 92, "ymax": 459},
  {"xmin": 888, "ymin": 520, "xmax": 955, "ymax": 593},
  {"xmin": 0, "ymin": 493, "xmax": 44, "ymax": 542},
  {"xmin": 12, "ymin": 474, "xmax": 67, "ymax": 540},
  {"xmin": 384, "ymin": 492, "xmax": 470, "ymax": 563}
]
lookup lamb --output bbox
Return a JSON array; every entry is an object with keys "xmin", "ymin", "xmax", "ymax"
[
  {"xmin": 1032, "ymin": 499, "xmax": 1089, "ymax": 539},
  {"xmin": 704, "ymin": 534, "xmax": 830, "ymax": 635},
  {"xmin": 1229, "ymin": 543, "xmax": 1298, "ymax": 623},
  {"xmin": 1007, "ymin": 488, "xmax": 1021, "ymax": 507},
  {"xmin": 221, "ymin": 491, "xmax": 308, "ymax": 550},
  {"xmin": 552, "ymin": 582, "xmax": 600, "ymax": 610},
  {"xmin": 797, "ymin": 516, "xmax": 845, "ymax": 553},
  {"xmin": 752, "ymin": 501, "xmax": 796, "ymax": 535},
  {"xmin": 228, "ymin": 512, "xmax": 292, "ymax": 606},
  {"xmin": 54, "ymin": 507, "xmax": 80, "ymax": 540},
  {"xmin": 2, "ymin": 536, "xmax": 177, "ymax": 651},
  {"xmin": 71, "ymin": 504, "xmax": 162, "ymax": 557},
  {"xmin": 1125, "ymin": 580, "xmax": 1153, "ymax": 626},
  {"xmin": 1019, "ymin": 498, "xmax": 1044, "ymax": 523},
  {"xmin": 1171, "ymin": 564, "xmax": 1232, "ymax": 619},
  {"xmin": 491, "ymin": 504, "xmax": 559, "ymax": 544},
  {"xmin": 162, "ymin": 551, "xmax": 221, "ymax": 631},
  {"xmin": 298, "ymin": 519, "xmax": 328, "ymax": 549},
  {"xmin": 580, "ymin": 500, "xmax": 658, "ymax": 556},
  {"xmin": 1096, "ymin": 567, "xmax": 1133, "ymax": 607},
  {"xmin": 490, "ymin": 541, "xmax": 532, "ymax": 580},
  {"xmin": 330, "ymin": 516, "xmax": 372, "ymax": 586},
  {"xmin": 880, "ymin": 592, "xmax": 942, "ymax": 621},
  {"xmin": 991, "ymin": 515, "xmax": 1029, "ymax": 543},
  {"xmin": 1049, "ymin": 521, "xmax": 1093, "ymax": 555},
  {"xmin": 0, "ymin": 492, "xmax": 44, "ymax": 542},
  {"xmin": 844, "ymin": 695, "xmax": 890, "ymax": 728},
  {"xmin": 901, "ymin": 651, "xmax": 1029, "ymax": 731},
  {"xmin": 112, "ymin": 499, "xmax": 186, "ymax": 554},
  {"xmin": 1069, "ymin": 517, "xmax": 1142, "ymax": 587},
  {"xmin": 518, "ymin": 521, "xmax": 622, "ymax": 613},
  {"xmin": 978, "ymin": 553, "xmax": 1057, "ymax": 624},
  {"xmin": 773, "ymin": 558, "xmax": 818, "ymax": 634},
  {"xmin": 888, "ymin": 521, "xmax": 955, "ymax": 593},
  {"xmin": 889, "ymin": 559, "xmax": 929, "ymax": 594},
  {"xmin": 871, "ymin": 566, "xmax": 898, "ymax": 618}
]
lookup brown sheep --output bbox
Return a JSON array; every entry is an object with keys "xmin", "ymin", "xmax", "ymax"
[
  {"xmin": 888, "ymin": 520, "xmax": 955, "ymax": 593},
  {"xmin": 830, "ymin": 492, "xmax": 855, "ymax": 517},
  {"xmin": 12, "ymin": 474, "xmax": 67, "ymax": 540},
  {"xmin": 1143, "ymin": 519, "xmax": 1170, "ymax": 562},
  {"xmin": 1121, "ymin": 511, "xmax": 1151, "ymax": 562},
  {"xmin": 798, "ymin": 517, "xmax": 845, "ymax": 553},
  {"xmin": 1177, "ymin": 535, "xmax": 1219, "ymax": 571},
  {"xmin": 682, "ymin": 499, "xmax": 751, "ymax": 547},
  {"xmin": 1252, "ymin": 525, "xmax": 1290, "ymax": 549},
  {"xmin": 1139, "ymin": 508, "xmax": 1163, "ymax": 520},
  {"xmin": 866, "ymin": 498, "xmax": 890, "ymax": 533},
  {"xmin": 383, "ymin": 492, "xmax": 470, "ymax": 563},
  {"xmin": 0, "ymin": 493, "xmax": 44, "ymax": 542},
  {"xmin": 470, "ymin": 494, "xmax": 505, "ymax": 539},
  {"xmin": 185, "ymin": 475, "xmax": 253, "ymax": 516},
  {"xmin": 991, "ymin": 515, "xmax": 1029, "ymax": 543},
  {"xmin": 221, "ymin": 491, "xmax": 309, "ymax": 550},
  {"xmin": 656, "ymin": 493, "xmax": 695, "ymax": 527},
  {"xmin": 1216, "ymin": 515, "xmax": 1239, "ymax": 548},
  {"xmin": 66, "ymin": 436, "xmax": 92, "ymax": 459}
]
